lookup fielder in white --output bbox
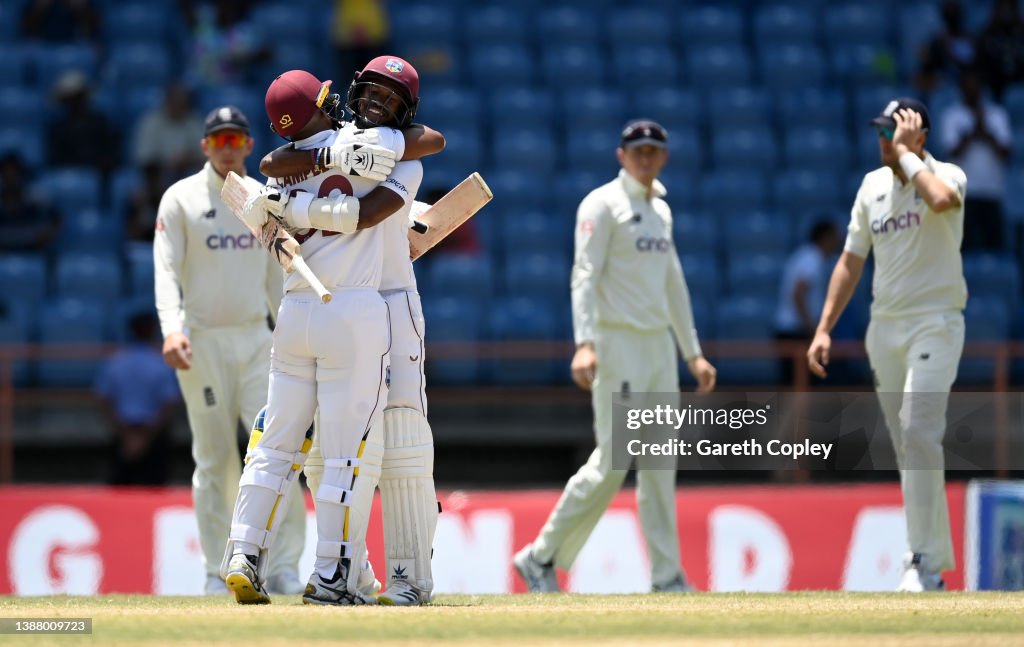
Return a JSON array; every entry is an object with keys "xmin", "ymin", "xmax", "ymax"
[
  {"xmin": 221, "ymin": 67, "xmax": 436, "ymax": 606},
  {"xmin": 153, "ymin": 106, "xmax": 306, "ymax": 596},
  {"xmin": 515, "ymin": 120, "xmax": 717, "ymax": 593},
  {"xmin": 808, "ymin": 98, "xmax": 967, "ymax": 592},
  {"xmin": 258, "ymin": 56, "xmax": 442, "ymax": 606}
]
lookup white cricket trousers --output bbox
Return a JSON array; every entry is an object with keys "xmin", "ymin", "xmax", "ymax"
[
  {"xmin": 866, "ymin": 310, "xmax": 964, "ymax": 573},
  {"xmin": 175, "ymin": 320, "xmax": 305, "ymax": 579},
  {"xmin": 532, "ymin": 324, "xmax": 683, "ymax": 588},
  {"xmin": 381, "ymin": 289, "xmax": 427, "ymax": 413}
]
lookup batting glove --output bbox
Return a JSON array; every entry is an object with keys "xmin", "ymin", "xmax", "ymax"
[
  {"xmin": 240, "ymin": 186, "xmax": 289, "ymax": 230},
  {"xmin": 315, "ymin": 139, "xmax": 397, "ymax": 181}
]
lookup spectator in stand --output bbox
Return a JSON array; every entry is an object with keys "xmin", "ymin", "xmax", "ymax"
[
  {"xmin": 913, "ymin": 0, "xmax": 974, "ymax": 99},
  {"xmin": 20, "ymin": 0, "xmax": 100, "ymax": 43},
  {"xmin": 186, "ymin": 0, "xmax": 271, "ymax": 86},
  {"xmin": 939, "ymin": 66, "xmax": 1013, "ymax": 250},
  {"xmin": 0, "ymin": 153, "xmax": 60, "ymax": 253},
  {"xmin": 974, "ymin": 0, "xmax": 1024, "ymax": 101},
  {"xmin": 46, "ymin": 71, "xmax": 120, "ymax": 178},
  {"xmin": 331, "ymin": 0, "xmax": 391, "ymax": 82},
  {"xmin": 133, "ymin": 83, "xmax": 205, "ymax": 185},
  {"xmin": 94, "ymin": 311, "xmax": 181, "ymax": 486}
]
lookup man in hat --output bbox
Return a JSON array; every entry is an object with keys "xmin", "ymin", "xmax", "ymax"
[
  {"xmin": 808, "ymin": 98, "xmax": 967, "ymax": 592},
  {"xmin": 514, "ymin": 119, "xmax": 717, "ymax": 594},
  {"xmin": 153, "ymin": 105, "xmax": 306, "ymax": 596}
]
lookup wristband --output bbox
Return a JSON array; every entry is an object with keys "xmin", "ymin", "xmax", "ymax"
[{"xmin": 899, "ymin": 152, "xmax": 926, "ymax": 180}]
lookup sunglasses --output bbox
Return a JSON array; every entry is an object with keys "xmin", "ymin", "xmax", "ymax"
[
  {"xmin": 876, "ymin": 127, "xmax": 894, "ymax": 141},
  {"xmin": 206, "ymin": 132, "xmax": 249, "ymax": 149}
]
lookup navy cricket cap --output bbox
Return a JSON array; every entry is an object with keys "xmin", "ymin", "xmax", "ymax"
[
  {"xmin": 620, "ymin": 119, "xmax": 668, "ymax": 149},
  {"xmin": 870, "ymin": 97, "xmax": 931, "ymax": 131},
  {"xmin": 204, "ymin": 105, "xmax": 250, "ymax": 135}
]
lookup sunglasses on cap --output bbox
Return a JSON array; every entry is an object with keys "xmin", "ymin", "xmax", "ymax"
[{"xmin": 206, "ymin": 132, "xmax": 249, "ymax": 149}]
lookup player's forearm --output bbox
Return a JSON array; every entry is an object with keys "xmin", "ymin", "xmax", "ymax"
[
  {"xmin": 816, "ymin": 251, "xmax": 864, "ymax": 334},
  {"xmin": 260, "ymin": 145, "xmax": 314, "ymax": 178},
  {"xmin": 896, "ymin": 145, "xmax": 961, "ymax": 212},
  {"xmin": 402, "ymin": 125, "xmax": 445, "ymax": 160}
]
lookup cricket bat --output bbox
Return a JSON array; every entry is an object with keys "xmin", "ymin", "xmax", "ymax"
[
  {"xmin": 221, "ymin": 172, "xmax": 332, "ymax": 303},
  {"xmin": 408, "ymin": 172, "xmax": 492, "ymax": 261}
]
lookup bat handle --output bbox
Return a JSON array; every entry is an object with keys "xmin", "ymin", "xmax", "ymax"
[{"xmin": 292, "ymin": 256, "xmax": 333, "ymax": 303}]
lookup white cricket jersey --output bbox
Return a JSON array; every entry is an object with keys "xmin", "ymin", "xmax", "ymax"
[
  {"xmin": 280, "ymin": 124, "xmax": 417, "ymax": 293},
  {"xmin": 572, "ymin": 169, "xmax": 702, "ymax": 359},
  {"xmin": 154, "ymin": 162, "xmax": 283, "ymax": 337},
  {"xmin": 845, "ymin": 153, "xmax": 968, "ymax": 319},
  {"xmin": 378, "ymin": 159, "xmax": 422, "ymax": 292}
]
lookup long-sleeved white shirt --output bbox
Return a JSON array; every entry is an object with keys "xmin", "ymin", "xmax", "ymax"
[
  {"xmin": 571, "ymin": 169, "xmax": 702, "ymax": 359},
  {"xmin": 154, "ymin": 162, "xmax": 283, "ymax": 337},
  {"xmin": 845, "ymin": 152, "xmax": 968, "ymax": 318}
]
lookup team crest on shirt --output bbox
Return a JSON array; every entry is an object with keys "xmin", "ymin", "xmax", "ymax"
[{"xmin": 579, "ymin": 220, "xmax": 595, "ymax": 236}]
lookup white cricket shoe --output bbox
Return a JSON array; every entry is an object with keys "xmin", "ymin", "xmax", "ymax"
[
  {"xmin": 225, "ymin": 553, "xmax": 271, "ymax": 605},
  {"xmin": 652, "ymin": 574, "xmax": 696, "ymax": 593},
  {"xmin": 378, "ymin": 580, "xmax": 428, "ymax": 606},
  {"xmin": 897, "ymin": 553, "xmax": 946, "ymax": 592},
  {"xmin": 302, "ymin": 564, "xmax": 378, "ymax": 606},
  {"xmin": 513, "ymin": 545, "xmax": 560, "ymax": 593},
  {"xmin": 266, "ymin": 570, "xmax": 305, "ymax": 596},
  {"xmin": 204, "ymin": 574, "xmax": 228, "ymax": 595}
]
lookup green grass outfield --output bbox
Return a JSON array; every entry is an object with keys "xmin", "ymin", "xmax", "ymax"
[{"xmin": 1, "ymin": 593, "xmax": 1023, "ymax": 646}]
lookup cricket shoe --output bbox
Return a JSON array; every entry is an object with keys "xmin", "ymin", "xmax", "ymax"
[
  {"xmin": 378, "ymin": 580, "xmax": 428, "ymax": 606},
  {"xmin": 266, "ymin": 570, "xmax": 305, "ymax": 596},
  {"xmin": 303, "ymin": 564, "xmax": 378, "ymax": 606},
  {"xmin": 225, "ymin": 553, "xmax": 271, "ymax": 605},
  {"xmin": 897, "ymin": 553, "xmax": 946, "ymax": 592},
  {"xmin": 652, "ymin": 574, "xmax": 696, "ymax": 593},
  {"xmin": 513, "ymin": 545, "xmax": 560, "ymax": 593},
  {"xmin": 357, "ymin": 557, "xmax": 382, "ymax": 597}
]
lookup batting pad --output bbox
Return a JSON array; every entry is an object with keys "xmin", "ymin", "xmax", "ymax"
[{"xmin": 379, "ymin": 407, "xmax": 438, "ymax": 593}]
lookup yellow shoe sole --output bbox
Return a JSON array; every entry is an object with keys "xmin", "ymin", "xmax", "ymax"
[{"xmin": 225, "ymin": 573, "xmax": 271, "ymax": 605}]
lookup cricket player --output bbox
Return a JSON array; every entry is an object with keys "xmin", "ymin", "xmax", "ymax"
[
  {"xmin": 514, "ymin": 120, "xmax": 717, "ymax": 593},
  {"xmin": 808, "ymin": 98, "xmax": 967, "ymax": 592},
  {"xmin": 221, "ymin": 67, "xmax": 427, "ymax": 606},
  {"xmin": 259, "ymin": 55, "xmax": 442, "ymax": 606},
  {"xmin": 153, "ymin": 106, "xmax": 306, "ymax": 596}
]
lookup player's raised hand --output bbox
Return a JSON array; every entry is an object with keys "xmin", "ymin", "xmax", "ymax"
[
  {"xmin": 892, "ymin": 108, "xmax": 924, "ymax": 151},
  {"xmin": 571, "ymin": 343, "xmax": 598, "ymax": 391},
  {"xmin": 687, "ymin": 356, "xmax": 717, "ymax": 393},
  {"xmin": 162, "ymin": 332, "xmax": 192, "ymax": 370},
  {"xmin": 320, "ymin": 138, "xmax": 397, "ymax": 181},
  {"xmin": 807, "ymin": 330, "xmax": 831, "ymax": 379}
]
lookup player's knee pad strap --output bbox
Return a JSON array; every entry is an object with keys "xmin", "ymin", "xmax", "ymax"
[{"xmin": 316, "ymin": 540, "xmax": 355, "ymax": 560}]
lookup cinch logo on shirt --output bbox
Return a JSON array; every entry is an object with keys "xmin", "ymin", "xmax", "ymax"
[
  {"xmin": 206, "ymin": 232, "xmax": 257, "ymax": 249},
  {"xmin": 636, "ymin": 236, "xmax": 671, "ymax": 252},
  {"xmin": 872, "ymin": 211, "xmax": 921, "ymax": 235}
]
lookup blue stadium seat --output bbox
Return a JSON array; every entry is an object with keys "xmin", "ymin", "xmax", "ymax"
[
  {"xmin": 0, "ymin": 43, "xmax": 35, "ymax": 85},
  {"xmin": 0, "ymin": 128, "xmax": 45, "ymax": 170},
  {"xmin": 666, "ymin": 127, "xmax": 703, "ymax": 173},
  {"xmin": 538, "ymin": 7, "xmax": 601, "ymax": 46},
  {"xmin": 57, "ymin": 209, "xmax": 122, "ymax": 253},
  {"xmin": 197, "ymin": 85, "xmax": 264, "ymax": 126},
  {"xmin": 488, "ymin": 296, "xmax": 560, "ymax": 385},
  {"xmin": 500, "ymin": 211, "xmax": 572, "ymax": 258},
  {"xmin": 959, "ymin": 296, "xmax": 1011, "ymax": 384},
  {"xmin": 784, "ymin": 128, "xmax": 851, "ymax": 173},
  {"xmin": 754, "ymin": 4, "xmax": 818, "ymax": 48},
  {"xmin": 37, "ymin": 298, "xmax": 108, "ymax": 387},
  {"xmin": 503, "ymin": 251, "xmax": 571, "ymax": 301},
  {"xmin": 658, "ymin": 169, "xmax": 700, "ymax": 212},
  {"xmin": 0, "ymin": 253, "xmax": 47, "ymax": 302},
  {"xmin": 270, "ymin": 43, "xmax": 316, "ymax": 76},
  {"xmin": 710, "ymin": 127, "xmax": 778, "ymax": 171},
  {"xmin": 687, "ymin": 46, "xmax": 752, "ymax": 88},
  {"xmin": 436, "ymin": 125, "xmax": 484, "ymax": 171},
  {"xmin": 126, "ymin": 244, "xmax": 155, "ymax": 298},
  {"xmin": 678, "ymin": 252, "xmax": 720, "ymax": 304},
  {"xmin": 706, "ymin": 87, "xmax": 773, "ymax": 129},
  {"xmin": 104, "ymin": 3, "xmax": 171, "ymax": 45},
  {"xmin": 34, "ymin": 44, "xmax": 99, "ymax": 86},
  {"xmin": 687, "ymin": 294, "xmax": 715, "ymax": 345},
  {"xmin": 565, "ymin": 131, "xmax": 620, "ymax": 175},
  {"xmin": 962, "ymin": 253, "xmax": 1020, "ymax": 312},
  {"xmin": 486, "ymin": 169, "xmax": 551, "ymax": 210},
  {"xmin": 489, "ymin": 86, "xmax": 554, "ymax": 130},
  {"xmin": 465, "ymin": 6, "xmax": 528, "ymax": 46},
  {"xmin": 404, "ymin": 43, "xmax": 461, "ymax": 85},
  {"xmin": 541, "ymin": 45, "xmax": 606, "ymax": 89},
  {"xmin": 469, "ymin": 45, "xmax": 534, "ymax": 86},
  {"xmin": 824, "ymin": 4, "xmax": 892, "ymax": 48},
  {"xmin": 104, "ymin": 44, "xmax": 171, "ymax": 88},
  {"xmin": 726, "ymin": 254, "xmax": 784, "ymax": 296},
  {"xmin": 1012, "ymin": 125, "xmax": 1024, "ymax": 168},
  {"xmin": 773, "ymin": 170, "xmax": 843, "ymax": 217},
  {"xmin": 613, "ymin": 46, "xmax": 679, "ymax": 88},
  {"xmin": 553, "ymin": 170, "xmax": 605, "ymax": 216},
  {"xmin": 54, "ymin": 252, "xmax": 123, "ymax": 301},
  {"xmin": 0, "ymin": 88, "xmax": 46, "ymax": 130},
  {"xmin": 0, "ymin": 314, "xmax": 31, "ymax": 386},
  {"xmin": 1002, "ymin": 85, "xmax": 1024, "ymax": 125},
  {"xmin": 680, "ymin": 6, "xmax": 744, "ymax": 45},
  {"xmin": 897, "ymin": 4, "xmax": 944, "ymax": 77},
  {"xmin": 108, "ymin": 166, "xmax": 140, "ymax": 220},
  {"xmin": 830, "ymin": 44, "xmax": 900, "ymax": 86},
  {"xmin": 421, "ymin": 162, "xmax": 469, "ymax": 196},
  {"xmin": 429, "ymin": 254, "xmax": 494, "ymax": 304},
  {"xmin": 34, "ymin": 167, "xmax": 102, "ymax": 213},
  {"xmin": 853, "ymin": 86, "xmax": 906, "ymax": 129},
  {"xmin": 713, "ymin": 296, "xmax": 781, "ymax": 384},
  {"xmin": 759, "ymin": 44, "xmax": 826, "ymax": 90},
  {"xmin": 637, "ymin": 88, "xmax": 702, "ymax": 131},
  {"xmin": 698, "ymin": 171, "xmax": 768, "ymax": 212},
  {"xmin": 492, "ymin": 126, "xmax": 558, "ymax": 173},
  {"xmin": 1005, "ymin": 166, "xmax": 1024, "ymax": 225},
  {"xmin": 392, "ymin": 4, "xmax": 456, "ymax": 46},
  {"xmin": 419, "ymin": 85, "xmax": 481, "ymax": 131},
  {"xmin": 607, "ymin": 7, "xmax": 672, "ymax": 46},
  {"xmin": 421, "ymin": 296, "xmax": 483, "ymax": 384},
  {"xmin": 725, "ymin": 211, "xmax": 791, "ymax": 257},
  {"xmin": 673, "ymin": 212, "xmax": 719, "ymax": 255},
  {"xmin": 565, "ymin": 87, "xmax": 628, "ymax": 131},
  {"xmin": 774, "ymin": 87, "xmax": 846, "ymax": 132},
  {"xmin": 250, "ymin": 3, "xmax": 311, "ymax": 41}
]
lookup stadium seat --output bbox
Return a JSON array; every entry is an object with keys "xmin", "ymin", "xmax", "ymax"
[
  {"xmin": 774, "ymin": 87, "xmax": 846, "ymax": 132},
  {"xmin": 724, "ymin": 211, "xmax": 791, "ymax": 257},
  {"xmin": 563, "ymin": 87, "xmax": 628, "ymax": 132},
  {"xmin": 553, "ymin": 169, "xmax": 605, "ymax": 216},
  {"xmin": 0, "ymin": 313, "xmax": 31, "ymax": 386},
  {"xmin": 419, "ymin": 85, "xmax": 481, "ymax": 131},
  {"xmin": 959, "ymin": 297, "xmax": 1011, "ymax": 384},
  {"xmin": 126, "ymin": 244, "xmax": 155, "ymax": 298},
  {"xmin": 726, "ymin": 254, "xmax": 784, "ymax": 296},
  {"xmin": 1003, "ymin": 85, "xmax": 1024, "ymax": 127},
  {"xmin": 962, "ymin": 253, "xmax": 1020, "ymax": 312},
  {"xmin": 541, "ymin": 45, "xmax": 607, "ymax": 89},
  {"xmin": 54, "ymin": 251, "xmax": 124, "ymax": 301},
  {"xmin": 784, "ymin": 127, "xmax": 851, "ymax": 173},
  {"xmin": 673, "ymin": 212, "xmax": 719, "ymax": 255},
  {"xmin": 392, "ymin": 4, "xmax": 456, "ymax": 47},
  {"xmin": 759, "ymin": 44, "xmax": 826, "ymax": 90},
  {"xmin": 830, "ymin": 44, "xmax": 901, "ymax": 86},
  {"xmin": 489, "ymin": 86, "xmax": 555, "ymax": 130},
  {"xmin": 33, "ymin": 44, "xmax": 100, "ymax": 86},
  {"xmin": 500, "ymin": 211, "xmax": 572, "ymax": 258},
  {"xmin": 706, "ymin": 87, "xmax": 773, "ymax": 129},
  {"xmin": 713, "ymin": 296, "xmax": 780, "ymax": 385},
  {"xmin": 824, "ymin": 4, "xmax": 892, "ymax": 48},
  {"xmin": 0, "ymin": 253, "xmax": 47, "ymax": 302},
  {"xmin": 897, "ymin": 4, "xmax": 944, "ymax": 77},
  {"xmin": 665, "ymin": 127, "xmax": 703, "ymax": 174},
  {"xmin": 698, "ymin": 171, "xmax": 769, "ymax": 212},
  {"xmin": 853, "ymin": 86, "xmax": 907, "ymax": 128},
  {"xmin": 753, "ymin": 4, "xmax": 818, "ymax": 48},
  {"xmin": 503, "ymin": 251, "xmax": 571, "ymax": 301},
  {"xmin": 469, "ymin": 45, "xmax": 534, "ymax": 86},
  {"xmin": 687, "ymin": 46, "xmax": 752, "ymax": 88},
  {"xmin": 636, "ymin": 88, "xmax": 702, "ymax": 131},
  {"xmin": 34, "ymin": 167, "xmax": 102, "ymax": 213},
  {"xmin": 436, "ymin": 125, "xmax": 484, "ymax": 171},
  {"xmin": 678, "ymin": 252, "xmax": 720, "ymax": 304},
  {"xmin": 250, "ymin": 3, "xmax": 312, "ymax": 41},
  {"xmin": 429, "ymin": 253, "xmax": 494, "ymax": 303},
  {"xmin": 679, "ymin": 6, "xmax": 744, "ymax": 45},
  {"xmin": 0, "ymin": 88, "xmax": 46, "ymax": 130},
  {"xmin": 37, "ymin": 298, "xmax": 108, "ymax": 387},
  {"xmin": 486, "ymin": 169, "xmax": 552, "ymax": 210},
  {"xmin": 104, "ymin": 3, "xmax": 171, "ymax": 45},
  {"xmin": 420, "ymin": 296, "xmax": 483, "ymax": 384},
  {"xmin": 0, "ymin": 43, "xmax": 34, "ymax": 85},
  {"xmin": 1005, "ymin": 166, "xmax": 1024, "ymax": 225},
  {"xmin": 710, "ymin": 127, "xmax": 779, "ymax": 171},
  {"xmin": 104, "ymin": 44, "xmax": 171, "ymax": 88},
  {"xmin": 492, "ymin": 127, "xmax": 558, "ymax": 173},
  {"xmin": 403, "ymin": 42, "xmax": 462, "ymax": 85},
  {"xmin": 538, "ymin": 7, "xmax": 601, "ymax": 47},
  {"xmin": 488, "ymin": 296, "xmax": 560, "ymax": 385},
  {"xmin": 612, "ymin": 46, "xmax": 679, "ymax": 89},
  {"xmin": 658, "ymin": 168, "xmax": 700, "ymax": 212},
  {"xmin": 0, "ymin": 128, "xmax": 45, "ymax": 170},
  {"xmin": 773, "ymin": 170, "xmax": 843, "ymax": 217},
  {"xmin": 607, "ymin": 7, "xmax": 672, "ymax": 46},
  {"xmin": 465, "ymin": 6, "xmax": 528, "ymax": 47},
  {"xmin": 197, "ymin": 85, "xmax": 264, "ymax": 127},
  {"xmin": 565, "ymin": 131, "xmax": 621, "ymax": 175},
  {"xmin": 56, "ymin": 209, "xmax": 122, "ymax": 253}
]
